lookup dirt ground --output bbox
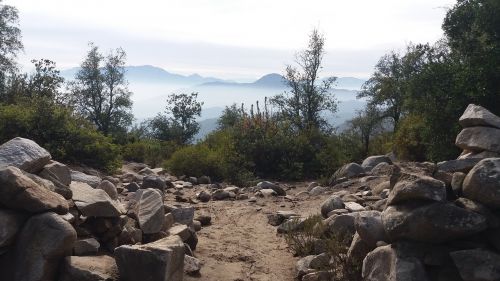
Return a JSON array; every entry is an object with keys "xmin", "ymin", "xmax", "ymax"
[{"xmin": 180, "ymin": 183, "xmax": 331, "ymax": 281}]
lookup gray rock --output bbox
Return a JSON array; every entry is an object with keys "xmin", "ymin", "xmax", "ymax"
[
  {"xmin": 257, "ymin": 181, "xmax": 286, "ymax": 196},
  {"xmin": 97, "ymin": 180, "xmax": 118, "ymax": 200},
  {"xmin": 362, "ymin": 155, "xmax": 392, "ymax": 171},
  {"xmin": 256, "ymin": 189, "xmax": 277, "ymax": 198},
  {"xmin": 115, "ymin": 235, "xmax": 184, "ymax": 281},
  {"xmin": 455, "ymin": 197, "xmax": 499, "ymax": 228},
  {"xmin": 129, "ymin": 189, "xmax": 165, "ymax": 234},
  {"xmin": 309, "ymin": 186, "xmax": 328, "ymax": 196},
  {"xmin": 267, "ymin": 211, "xmax": 299, "ymax": 226},
  {"xmin": 307, "ymin": 182, "xmax": 319, "ymax": 191},
  {"xmin": 15, "ymin": 212, "xmax": 77, "ymax": 281},
  {"xmin": 325, "ymin": 214, "xmax": 357, "ymax": 243},
  {"xmin": 459, "ymin": 104, "xmax": 500, "ymax": 129},
  {"xmin": 459, "ymin": 150, "xmax": 500, "ymax": 159},
  {"xmin": 196, "ymin": 190, "xmax": 211, "ymax": 202},
  {"xmin": 198, "ymin": 175, "xmax": 211, "ymax": 184},
  {"xmin": 331, "ymin": 163, "xmax": 365, "ymax": 182},
  {"xmin": 138, "ymin": 167, "xmax": 156, "ymax": 176},
  {"xmin": 73, "ymin": 238, "xmax": 100, "ymax": 256},
  {"xmin": 0, "ymin": 166, "xmax": 68, "ymax": 214},
  {"xmin": 296, "ymin": 255, "xmax": 315, "ymax": 279},
  {"xmin": 451, "ymin": 249, "xmax": 500, "ymax": 281},
  {"xmin": 0, "ymin": 209, "xmax": 26, "ymax": 249},
  {"xmin": 163, "ymin": 213, "xmax": 175, "ymax": 231},
  {"xmin": 184, "ymin": 255, "xmax": 201, "ymax": 276},
  {"xmin": 195, "ymin": 214, "xmax": 212, "ymax": 226},
  {"xmin": 451, "ymin": 172, "xmax": 466, "ymax": 197},
  {"xmin": 71, "ymin": 170, "xmax": 101, "ymax": 188},
  {"xmin": 347, "ymin": 232, "xmax": 373, "ymax": 267},
  {"xmin": 355, "ymin": 211, "xmax": 388, "ymax": 247},
  {"xmin": 142, "ymin": 176, "xmax": 167, "ymax": 192},
  {"xmin": 277, "ymin": 217, "xmax": 306, "ymax": 234},
  {"xmin": 437, "ymin": 158, "xmax": 483, "ymax": 173},
  {"xmin": 59, "ymin": 255, "xmax": 118, "ymax": 281},
  {"xmin": 0, "ymin": 137, "xmax": 51, "ymax": 173},
  {"xmin": 24, "ymin": 171, "xmax": 72, "ymax": 199},
  {"xmin": 370, "ymin": 162, "xmax": 394, "ymax": 176},
  {"xmin": 463, "ymin": 158, "xmax": 500, "ymax": 208},
  {"xmin": 71, "ymin": 182, "xmax": 123, "ymax": 217},
  {"xmin": 320, "ymin": 195, "xmax": 345, "ymax": 218},
  {"xmin": 169, "ymin": 205, "xmax": 194, "ymax": 225},
  {"xmin": 344, "ymin": 201, "xmax": 365, "ymax": 212},
  {"xmin": 212, "ymin": 189, "xmax": 231, "ymax": 200},
  {"xmin": 125, "ymin": 182, "xmax": 140, "ymax": 192},
  {"xmin": 387, "ymin": 173, "xmax": 446, "ymax": 205},
  {"xmin": 362, "ymin": 244, "xmax": 429, "ymax": 281},
  {"xmin": 456, "ymin": 127, "xmax": 500, "ymax": 153},
  {"xmin": 382, "ymin": 202, "xmax": 487, "ymax": 243},
  {"xmin": 40, "ymin": 161, "xmax": 71, "ymax": 186}
]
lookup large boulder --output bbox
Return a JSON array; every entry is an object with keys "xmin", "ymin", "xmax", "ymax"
[
  {"xmin": 169, "ymin": 205, "xmax": 195, "ymax": 226},
  {"xmin": 0, "ymin": 137, "xmax": 51, "ymax": 173},
  {"xmin": 142, "ymin": 176, "xmax": 167, "ymax": 192},
  {"xmin": 387, "ymin": 173, "xmax": 446, "ymax": 206},
  {"xmin": 320, "ymin": 195, "xmax": 345, "ymax": 218},
  {"xmin": 128, "ymin": 188, "xmax": 165, "ymax": 234},
  {"xmin": 355, "ymin": 211, "xmax": 388, "ymax": 247},
  {"xmin": 39, "ymin": 161, "xmax": 71, "ymax": 186},
  {"xmin": 71, "ymin": 170, "xmax": 102, "ymax": 188},
  {"xmin": 362, "ymin": 155, "xmax": 392, "ymax": 171},
  {"xmin": 331, "ymin": 163, "xmax": 365, "ymax": 182},
  {"xmin": 0, "ymin": 166, "xmax": 68, "ymax": 214},
  {"xmin": 462, "ymin": 158, "xmax": 500, "ymax": 208},
  {"xmin": 97, "ymin": 180, "xmax": 118, "ymax": 200},
  {"xmin": 0, "ymin": 209, "xmax": 26, "ymax": 249},
  {"xmin": 456, "ymin": 127, "xmax": 500, "ymax": 153},
  {"xmin": 115, "ymin": 235, "xmax": 185, "ymax": 281},
  {"xmin": 15, "ymin": 212, "xmax": 77, "ymax": 281},
  {"xmin": 459, "ymin": 104, "xmax": 500, "ymax": 129},
  {"xmin": 325, "ymin": 214, "xmax": 357, "ymax": 243},
  {"xmin": 362, "ymin": 244, "xmax": 429, "ymax": 281},
  {"xmin": 70, "ymin": 182, "xmax": 123, "ymax": 217},
  {"xmin": 27, "ymin": 170, "xmax": 72, "ymax": 199},
  {"xmin": 256, "ymin": 181, "xmax": 286, "ymax": 196},
  {"xmin": 437, "ymin": 158, "xmax": 483, "ymax": 173},
  {"xmin": 382, "ymin": 202, "xmax": 487, "ymax": 243},
  {"xmin": 450, "ymin": 249, "xmax": 500, "ymax": 281},
  {"xmin": 59, "ymin": 255, "xmax": 118, "ymax": 281}
]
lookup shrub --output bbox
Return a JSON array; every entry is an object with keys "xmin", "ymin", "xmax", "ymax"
[
  {"xmin": 165, "ymin": 144, "xmax": 224, "ymax": 181},
  {"xmin": 122, "ymin": 139, "xmax": 179, "ymax": 168},
  {"xmin": 393, "ymin": 114, "xmax": 427, "ymax": 161}
]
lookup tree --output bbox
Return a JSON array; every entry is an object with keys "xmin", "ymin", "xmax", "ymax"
[
  {"xmin": 348, "ymin": 105, "xmax": 384, "ymax": 157},
  {"xmin": 149, "ymin": 92, "xmax": 203, "ymax": 144},
  {"xmin": 217, "ymin": 103, "xmax": 245, "ymax": 130},
  {"xmin": 0, "ymin": 0, "xmax": 23, "ymax": 98},
  {"xmin": 26, "ymin": 59, "xmax": 64, "ymax": 101},
  {"xmin": 69, "ymin": 43, "xmax": 133, "ymax": 137},
  {"xmin": 271, "ymin": 29, "xmax": 337, "ymax": 132}
]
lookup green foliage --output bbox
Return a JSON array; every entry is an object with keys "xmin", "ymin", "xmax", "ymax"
[
  {"xmin": 393, "ymin": 114, "xmax": 427, "ymax": 161},
  {"xmin": 0, "ymin": 102, "xmax": 121, "ymax": 172},
  {"xmin": 121, "ymin": 139, "xmax": 179, "ymax": 168},
  {"xmin": 165, "ymin": 144, "xmax": 224, "ymax": 181}
]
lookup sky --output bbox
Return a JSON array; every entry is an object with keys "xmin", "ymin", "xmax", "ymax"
[{"xmin": 8, "ymin": 0, "xmax": 457, "ymax": 81}]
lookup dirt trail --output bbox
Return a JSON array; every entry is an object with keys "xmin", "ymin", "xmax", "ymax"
[{"xmin": 183, "ymin": 184, "xmax": 329, "ymax": 281}]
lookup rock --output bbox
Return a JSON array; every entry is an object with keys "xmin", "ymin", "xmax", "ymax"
[
  {"xmin": 213, "ymin": 189, "xmax": 231, "ymax": 200},
  {"xmin": 309, "ymin": 186, "xmax": 328, "ymax": 196},
  {"xmin": 296, "ymin": 255, "xmax": 315, "ymax": 279},
  {"xmin": 456, "ymin": 127, "xmax": 500, "ymax": 153},
  {"xmin": 267, "ymin": 211, "xmax": 298, "ymax": 226},
  {"xmin": 196, "ymin": 190, "xmax": 211, "ymax": 202},
  {"xmin": 320, "ymin": 195, "xmax": 345, "ymax": 218},
  {"xmin": 192, "ymin": 220, "xmax": 202, "ymax": 231},
  {"xmin": 463, "ymin": 158, "xmax": 500, "ymax": 208},
  {"xmin": 0, "ymin": 166, "xmax": 68, "ymax": 214},
  {"xmin": 459, "ymin": 150, "xmax": 500, "ymax": 159},
  {"xmin": 302, "ymin": 271, "xmax": 331, "ymax": 281},
  {"xmin": 380, "ymin": 189, "xmax": 390, "ymax": 199},
  {"xmin": 169, "ymin": 205, "xmax": 194, "ymax": 225},
  {"xmin": 331, "ymin": 163, "xmax": 365, "ymax": 183},
  {"xmin": 59, "ymin": 255, "xmax": 118, "ymax": 281},
  {"xmin": 0, "ymin": 137, "xmax": 51, "ymax": 173},
  {"xmin": 347, "ymin": 232, "xmax": 373, "ymax": 266},
  {"xmin": 277, "ymin": 217, "xmax": 306, "ymax": 234},
  {"xmin": 362, "ymin": 155, "xmax": 392, "ymax": 171},
  {"xmin": 0, "ymin": 209, "xmax": 26, "ymax": 249},
  {"xmin": 256, "ymin": 189, "xmax": 277, "ymax": 198},
  {"xmin": 40, "ymin": 161, "xmax": 71, "ymax": 186},
  {"xmin": 187, "ymin": 176, "xmax": 198, "ymax": 185},
  {"xmin": 344, "ymin": 201, "xmax": 365, "ymax": 212},
  {"xmin": 198, "ymin": 175, "xmax": 211, "ymax": 184},
  {"xmin": 71, "ymin": 170, "xmax": 101, "ymax": 188},
  {"xmin": 138, "ymin": 167, "xmax": 156, "ymax": 176},
  {"xmin": 115, "ymin": 235, "xmax": 184, "ymax": 281},
  {"xmin": 129, "ymin": 188, "xmax": 165, "ymax": 234},
  {"xmin": 125, "ymin": 182, "xmax": 140, "ymax": 192},
  {"xmin": 73, "ymin": 238, "xmax": 100, "ymax": 256},
  {"xmin": 370, "ymin": 162, "xmax": 394, "ymax": 176},
  {"xmin": 437, "ymin": 158, "xmax": 483, "ymax": 173},
  {"xmin": 307, "ymin": 182, "xmax": 319, "ymax": 191},
  {"xmin": 184, "ymin": 255, "xmax": 201, "ymax": 276},
  {"xmin": 142, "ymin": 176, "xmax": 167, "ymax": 192},
  {"xmin": 382, "ymin": 202, "xmax": 487, "ymax": 243},
  {"xmin": 325, "ymin": 214, "xmax": 357, "ymax": 242},
  {"xmin": 195, "ymin": 214, "xmax": 212, "ymax": 226},
  {"xmin": 451, "ymin": 172, "xmax": 466, "ymax": 197},
  {"xmin": 451, "ymin": 249, "xmax": 500, "ymax": 281},
  {"xmin": 362, "ymin": 244, "xmax": 430, "ymax": 281},
  {"xmin": 15, "ymin": 212, "xmax": 77, "ymax": 281},
  {"xmin": 163, "ymin": 213, "xmax": 175, "ymax": 230},
  {"xmin": 355, "ymin": 211, "xmax": 388, "ymax": 247},
  {"xmin": 97, "ymin": 180, "xmax": 118, "ymax": 200},
  {"xmin": 257, "ymin": 181, "xmax": 286, "ymax": 196},
  {"xmin": 459, "ymin": 104, "xmax": 500, "ymax": 129},
  {"xmin": 71, "ymin": 182, "xmax": 123, "ymax": 217},
  {"xmin": 118, "ymin": 218, "xmax": 142, "ymax": 245},
  {"xmin": 387, "ymin": 173, "xmax": 446, "ymax": 205}
]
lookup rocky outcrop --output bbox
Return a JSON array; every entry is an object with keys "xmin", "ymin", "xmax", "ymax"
[{"xmin": 0, "ymin": 137, "xmax": 51, "ymax": 173}]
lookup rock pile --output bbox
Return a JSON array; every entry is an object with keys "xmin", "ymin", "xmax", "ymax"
[
  {"xmin": 0, "ymin": 137, "xmax": 208, "ymax": 281},
  {"xmin": 272, "ymin": 104, "xmax": 500, "ymax": 281}
]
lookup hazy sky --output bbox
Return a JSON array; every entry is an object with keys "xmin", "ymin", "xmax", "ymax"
[{"xmin": 8, "ymin": 0, "xmax": 456, "ymax": 81}]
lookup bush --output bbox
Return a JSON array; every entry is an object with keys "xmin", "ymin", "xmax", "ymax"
[
  {"xmin": 165, "ymin": 144, "xmax": 224, "ymax": 181},
  {"xmin": 0, "ymin": 102, "xmax": 121, "ymax": 172},
  {"xmin": 393, "ymin": 114, "xmax": 427, "ymax": 161},
  {"xmin": 122, "ymin": 139, "xmax": 179, "ymax": 168}
]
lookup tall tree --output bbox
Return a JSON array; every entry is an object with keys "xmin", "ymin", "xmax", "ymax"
[
  {"xmin": 69, "ymin": 43, "xmax": 133, "ymax": 136},
  {"xmin": 149, "ymin": 92, "xmax": 203, "ymax": 144},
  {"xmin": 0, "ymin": 0, "xmax": 23, "ymax": 98},
  {"xmin": 271, "ymin": 29, "xmax": 337, "ymax": 132},
  {"xmin": 348, "ymin": 104, "xmax": 384, "ymax": 157}
]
